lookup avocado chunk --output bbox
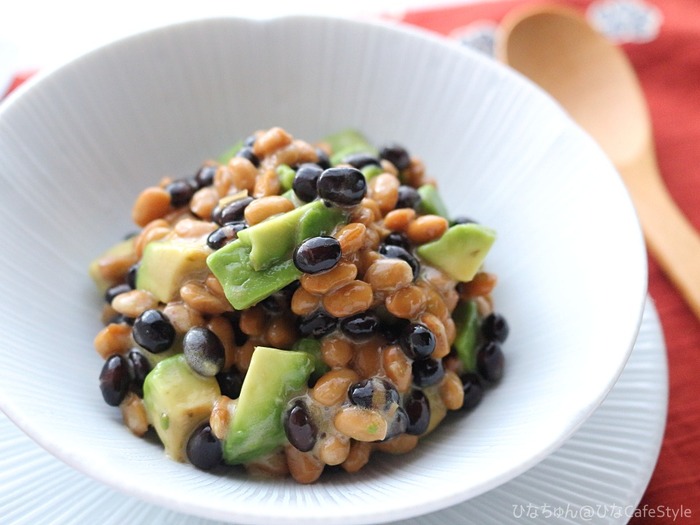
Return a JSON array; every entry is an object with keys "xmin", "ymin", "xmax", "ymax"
[
  {"xmin": 452, "ymin": 300, "xmax": 480, "ymax": 372},
  {"xmin": 88, "ymin": 238, "xmax": 136, "ymax": 292},
  {"xmin": 223, "ymin": 346, "xmax": 314, "ymax": 464},
  {"xmin": 217, "ymin": 139, "xmax": 245, "ymax": 164},
  {"xmin": 236, "ymin": 200, "xmax": 346, "ymax": 272},
  {"xmin": 361, "ymin": 164, "xmax": 383, "ymax": 180},
  {"xmin": 423, "ymin": 385, "xmax": 448, "ymax": 436},
  {"xmin": 207, "ymin": 239, "xmax": 301, "ymax": 310},
  {"xmin": 136, "ymin": 235, "xmax": 212, "ymax": 303},
  {"xmin": 292, "ymin": 338, "xmax": 330, "ymax": 382},
  {"xmin": 416, "ymin": 223, "xmax": 496, "ymax": 282},
  {"xmin": 208, "ymin": 200, "xmax": 347, "ymax": 309},
  {"xmin": 417, "ymin": 184, "xmax": 450, "ymax": 219},
  {"xmin": 324, "ymin": 129, "xmax": 378, "ymax": 166},
  {"xmin": 276, "ymin": 164, "xmax": 296, "ymax": 192},
  {"xmin": 143, "ymin": 354, "xmax": 221, "ymax": 462},
  {"xmin": 294, "ymin": 201, "xmax": 347, "ymax": 246},
  {"xmin": 281, "ymin": 188, "xmax": 306, "ymax": 208}
]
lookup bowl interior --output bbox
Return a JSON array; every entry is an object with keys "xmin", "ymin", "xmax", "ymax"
[{"xmin": 0, "ymin": 15, "xmax": 646, "ymax": 525}]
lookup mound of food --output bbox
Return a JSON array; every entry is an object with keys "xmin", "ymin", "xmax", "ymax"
[{"xmin": 90, "ymin": 127, "xmax": 508, "ymax": 483}]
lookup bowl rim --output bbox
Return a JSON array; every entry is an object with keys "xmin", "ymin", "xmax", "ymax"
[{"xmin": 0, "ymin": 13, "xmax": 647, "ymax": 525}]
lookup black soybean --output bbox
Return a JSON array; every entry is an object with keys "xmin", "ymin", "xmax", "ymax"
[
  {"xmin": 104, "ymin": 283, "xmax": 132, "ymax": 304},
  {"xmin": 207, "ymin": 221, "xmax": 246, "ymax": 250},
  {"xmin": 259, "ymin": 285, "xmax": 297, "ymax": 315},
  {"xmin": 404, "ymin": 390, "xmax": 431, "ymax": 435},
  {"xmin": 384, "ymin": 406, "xmax": 409, "ymax": 441},
  {"xmin": 481, "ymin": 313, "xmax": 510, "ymax": 343},
  {"xmin": 348, "ymin": 380, "xmax": 375, "ymax": 408},
  {"xmin": 343, "ymin": 152, "xmax": 381, "ymax": 169},
  {"xmin": 315, "ymin": 149, "xmax": 331, "ymax": 170},
  {"xmin": 212, "ymin": 197, "xmax": 254, "ymax": 225},
  {"xmin": 107, "ymin": 313, "xmax": 134, "ymax": 326},
  {"xmin": 460, "ymin": 373, "xmax": 484, "ymax": 411},
  {"xmin": 317, "ymin": 167, "xmax": 366, "ymax": 207},
  {"xmin": 379, "ymin": 319, "xmax": 407, "ymax": 344},
  {"xmin": 298, "ymin": 310, "xmax": 338, "ymax": 337},
  {"xmin": 222, "ymin": 312, "xmax": 249, "ymax": 346},
  {"xmin": 166, "ymin": 179, "xmax": 197, "ymax": 207},
  {"xmin": 379, "ymin": 144, "xmax": 411, "ymax": 172},
  {"xmin": 452, "ymin": 216, "xmax": 478, "ymax": 226},
  {"xmin": 292, "ymin": 163, "xmax": 323, "ymax": 202},
  {"xmin": 194, "ymin": 165, "xmax": 217, "ymax": 188},
  {"xmin": 284, "ymin": 399, "xmax": 317, "ymax": 452},
  {"xmin": 133, "ymin": 309, "xmax": 176, "ymax": 354},
  {"xmin": 383, "ymin": 232, "xmax": 412, "ymax": 251},
  {"xmin": 395, "ymin": 185, "xmax": 422, "ymax": 210},
  {"xmin": 127, "ymin": 349, "xmax": 151, "ymax": 397},
  {"xmin": 412, "ymin": 357, "xmax": 445, "ymax": 387},
  {"xmin": 183, "ymin": 327, "xmax": 225, "ymax": 377},
  {"xmin": 477, "ymin": 341, "xmax": 505, "ymax": 384},
  {"xmin": 186, "ymin": 424, "xmax": 223, "ymax": 470},
  {"xmin": 259, "ymin": 294, "xmax": 284, "ymax": 314},
  {"xmin": 126, "ymin": 263, "xmax": 139, "ymax": 289},
  {"xmin": 235, "ymin": 146, "xmax": 260, "ymax": 167},
  {"xmin": 216, "ymin": 369, "xmax": 244, "ymax": 399},
  {"xmin": 277, "ymin": 281, "xmax": 300, "ymax": 306},
  {"xmin": 348, "ymin": 378, "xmax": 400, "ymax": 410},
  {"xmin": 399, "ymin": 323, "xmax": 436, "ymax": 359},
  {"xmin": 293, "ymin": 236, "xmax": 341, "ymax": 274},
  {"xmin": 339, "ymin": 312, "xmax": 380, "ymax": 342},
  {"xmin": 382, "ymin": 380, "xmax": 401, "ymax": 408},
  {"xmin": 379, "ymin": 244, "xmax": 420, "ymax": 280},
  {"xmin": 99, "ymin": 355, "xmax": 131, "ymax": 407}
]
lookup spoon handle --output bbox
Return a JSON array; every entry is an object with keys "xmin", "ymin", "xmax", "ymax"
[{"xmin": 620, "ymin": 146, "xmax": 700, "ymax": 321}]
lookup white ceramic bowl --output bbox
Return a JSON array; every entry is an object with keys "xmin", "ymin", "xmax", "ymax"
[{"xmin": 0, "ymin": 15, "xmax": 646, "ymax": 525}]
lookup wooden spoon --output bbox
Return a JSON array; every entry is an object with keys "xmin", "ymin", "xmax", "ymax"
[{"xmin": 496, "ymin": 4, "xmax": 700, "ymax": 321}]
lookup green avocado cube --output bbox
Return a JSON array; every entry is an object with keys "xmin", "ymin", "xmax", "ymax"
[
  {"xmin": 295, "ymin": 201, "xmax": 347, "ymax": 245},
  {"xmin": 208, "ymin": 200, "xmax": 347, "ymax": 309},
  {"xmin": 452, "ymin": 300, "xmax": 480, "ymax": 372},
  {"xmin": 276, "ymin": 164, "xmax": 296, "ymax": 192},
  {"xmin": 292, "ymin": 338, "xmax": 330, "ymax": 381},
  {"xmin": 324, "ymin": 129, "xmax": 378, "ymax": 166},
  {"xmin": 416, "ymin": 223, "xmax": 496, "ymax": 282},
  {"xmin": 217, "ymin": 139, "xmax": 245, "ymax": 164},
  {"xmin": 207, "ymin": 239, "xmax": 301, "ymax": 310},
  {"xmin": 223, "ymin": 346, "xmax": 313, "ymax": 464},
  {"xmin": 236, "ymin": 200, "xmax": 346, "ymax": 272},
  {"xmin": 136, "ymin": 236, "xmax": 212, "ymax": 303},
  {"xmin": 423, "ymin": 385, "xmax": 448, "ymax": 436},
  {"xmin": 281, "ymin": 188, "xmax": 306, "ymax": 208},
  {"xmin": 417, "ymin": 184, "xmax": 450, "ymax": 219},
  {"xmin": 143, "ymin": 354, "xmax": 221, "ymax": 462},
  {"xmin": 361, "ymin": 164, "xmax": 383, "ymax": 180}
]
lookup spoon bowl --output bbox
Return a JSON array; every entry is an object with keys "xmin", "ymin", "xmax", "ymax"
[{"xmin": 497, "ymin": 5, "xmax": 700, "ymax": 321}]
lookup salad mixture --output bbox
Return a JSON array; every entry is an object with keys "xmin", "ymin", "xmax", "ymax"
[{"xmin": 90, "ymin": 127, "xmax": 508, "ymax": 483}]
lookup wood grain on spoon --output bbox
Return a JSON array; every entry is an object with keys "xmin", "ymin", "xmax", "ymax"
[{"xmin": 497, "ymin": 5, "xmax": 700, "ymax": 321}]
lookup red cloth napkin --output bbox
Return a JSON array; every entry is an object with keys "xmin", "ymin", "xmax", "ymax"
[
  {"xmin": 401, "ymin": 0, "xmax": 700, "ymax": 522},
  {"xmin": 2, "ymin": 70, "xmax": 35, "ymax": 99}
]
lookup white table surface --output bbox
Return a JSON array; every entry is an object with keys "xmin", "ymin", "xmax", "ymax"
[{"xmin": 1, "ymin": 0, "xmax": 468, "ymax": 72}]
